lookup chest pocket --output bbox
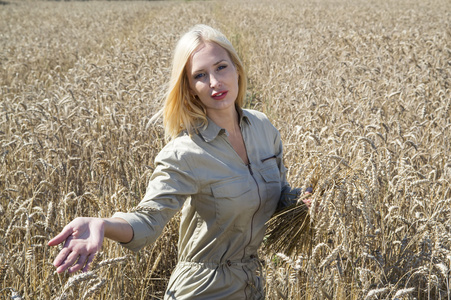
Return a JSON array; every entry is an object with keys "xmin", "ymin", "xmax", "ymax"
[
  {"xmin": 211, "ymin": 177, "xmax": 256, "ymax": 232},
  {"xmin": 259, "ymin": 161, "xmax": 282, "ymax": 217}
]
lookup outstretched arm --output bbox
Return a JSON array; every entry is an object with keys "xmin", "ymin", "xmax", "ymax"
[{"xmin": 48, "ymin": 217, "xmax": 133, "ymax": 273}]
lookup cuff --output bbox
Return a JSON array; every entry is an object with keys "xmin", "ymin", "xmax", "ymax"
[
  {"xmin": 278, "ymin": 187, "xmax": 303, "ymax": 210},
  {"xmin": 111, "ymin": 212, "xmax": 150, "ymax": 252}
]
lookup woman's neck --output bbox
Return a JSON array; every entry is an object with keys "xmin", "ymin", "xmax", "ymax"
[{"xmin": 207, "ymin": 107, "xmax": 240, "ymax": 135}]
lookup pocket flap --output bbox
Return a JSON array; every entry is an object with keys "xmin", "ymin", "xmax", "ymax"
[
  {"xmin": 260, "ymin": 164, "xmax": 280, "ymax": 183},
  {"xmin": 211, "ymin": 178, "xmax": 251, "ymax": 198}
]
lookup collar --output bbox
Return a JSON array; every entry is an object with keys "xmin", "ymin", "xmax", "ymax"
[{"xmin": 198, "ymin": 106, "xmax": 251, "ymax": 143}]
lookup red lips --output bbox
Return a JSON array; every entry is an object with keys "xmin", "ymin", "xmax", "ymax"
[{"xmin": 211, "ymin": 91, "xmax": 228, "ymax": 100}]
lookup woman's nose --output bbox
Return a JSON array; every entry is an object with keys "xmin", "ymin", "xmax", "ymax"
[{"xmin": 209, "ymin": 74, "xmax": 221, "ymax": 88}]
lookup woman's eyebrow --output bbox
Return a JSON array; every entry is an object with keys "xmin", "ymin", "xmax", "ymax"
[
  {"xmin": 192, "ymin": 59, "xmax": 228, "ymax": 74},
  {"xmin": 213, "ymin": 59, "xmax": 227, "ymax": 66}
]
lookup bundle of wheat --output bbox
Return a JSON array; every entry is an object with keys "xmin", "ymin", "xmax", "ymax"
[{"xmin": 265, "ymin": 200, "xmax": 311, "ymax": 256}]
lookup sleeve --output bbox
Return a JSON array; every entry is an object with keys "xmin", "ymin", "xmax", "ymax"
[
  {"xmin": 273, "ymin": 127, "xmax": 303, "ymax": 210},
  {"xmin": 112, "ymin": 147, "xmax": 198, "ymax": 252}
]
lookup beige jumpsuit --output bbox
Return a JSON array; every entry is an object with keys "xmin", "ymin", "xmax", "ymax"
[{"xmin": 113, "ymin": 108, "xmax": 300, "ymax": 299}]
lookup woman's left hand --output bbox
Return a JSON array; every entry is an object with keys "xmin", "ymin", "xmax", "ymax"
[{"xmin": 299, "ymin": 187, "xmax": 313, "ymax": 208}]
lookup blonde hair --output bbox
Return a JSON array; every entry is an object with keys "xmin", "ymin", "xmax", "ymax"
[{"xmin": 163, "ymin": 24, "xmax": 247, "ymax": 141}]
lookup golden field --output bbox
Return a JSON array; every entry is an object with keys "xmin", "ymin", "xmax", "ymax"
[{"xmin": 1, "ymin": 0, "xmax": 450, "ymax": 299}]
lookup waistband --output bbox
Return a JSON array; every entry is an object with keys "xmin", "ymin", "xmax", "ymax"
[{"xmin": 177, "ymin": 255, "xmax": 260, "ymax": 269}]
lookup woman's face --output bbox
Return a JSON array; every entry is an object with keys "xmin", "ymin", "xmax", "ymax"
[{"xmin": 187, "ymin": 42, "xmax": 239, "ymax": 117}]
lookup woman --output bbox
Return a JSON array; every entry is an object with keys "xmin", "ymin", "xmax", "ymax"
[{"xmin": 49, "ymin": 24, "xmax": 309, "ymax": 299}]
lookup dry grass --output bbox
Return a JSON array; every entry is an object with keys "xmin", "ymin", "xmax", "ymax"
[{"xmin": 1, "ymin": 0, "xmax": 450, "ymax": 299}]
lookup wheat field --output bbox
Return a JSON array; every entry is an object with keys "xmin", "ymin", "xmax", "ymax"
[{"xmin": 1, "ymin": 0, "xmax": 450, "ymax": 299}]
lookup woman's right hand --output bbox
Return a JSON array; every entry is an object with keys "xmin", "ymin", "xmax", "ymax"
[{"xmin": 48, "ymin": 217, "xmax": 105, "ymax": 274}]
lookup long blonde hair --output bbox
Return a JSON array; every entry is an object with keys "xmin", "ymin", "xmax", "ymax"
[{"xmin": 163, "ymin": 24, "xmax": 247, "ymax": 141}]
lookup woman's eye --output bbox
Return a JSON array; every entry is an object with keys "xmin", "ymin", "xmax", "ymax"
[
  {"xmin": 194, "ymin": 73, "xmax": 205, "ymax": 80},
  {"xmin": 218, "ymin": 65, "xmax": 227, "ymax": 71}
]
